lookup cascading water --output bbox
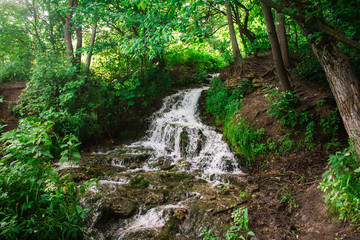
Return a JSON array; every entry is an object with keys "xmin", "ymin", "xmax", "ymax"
[
  {"xmin": 82, "ymin": 86, "xmax": 246, "ymax": 239},
  {"xmin": 129, "ymin": 87, "xmax": 242, "ymax": 177}
]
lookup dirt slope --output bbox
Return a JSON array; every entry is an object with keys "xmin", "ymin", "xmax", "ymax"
[{"xmin": 220, "ymin": 52, "xmax": 360, "ymax": 240}]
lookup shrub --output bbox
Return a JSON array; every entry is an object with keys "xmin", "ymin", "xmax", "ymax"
[
  {"xmin": 319, "ymin": 147, "xmax": 360, "ymax": 227},
  {"xmin": 206, "ymin": 78, "xmax": 252, "ymax": 121},
  {"xmin": 200, "ymin": 207, "xmax": 255, "ymax": 240},
  {"xmin": 206, "ymin": 77, "xmax": 231, "ymax": 119},
  {"xmin": 224, "ymin": 115, "xmax": 266, "ymax": 163},
  {"xmin": 0, "ymin": 59, "xmax": 31, "ymax": 83},
  {"xmin": 166, "ymin": 47, "xmax": 226, "ymax": 85},
  {"xmin": 265, "ymin": 87, "xmax": 309, "ymax": 128},
  {"xmin": 0, "ymin": 117, "xmax": 87, "ymax": 239},
  {"xmin": 14, "ymin": 55, "xmax": 104, "ymax": 140}
]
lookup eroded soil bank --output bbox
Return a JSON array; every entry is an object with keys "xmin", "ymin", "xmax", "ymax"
[{"xmin": 206, "ymin": 52, "xmax": 360, "ymax": 240}]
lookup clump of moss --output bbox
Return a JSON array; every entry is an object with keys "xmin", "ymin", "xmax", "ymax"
[{"xmin": 130, "ymin": 175, "xmax": 150, "ymax": 189}]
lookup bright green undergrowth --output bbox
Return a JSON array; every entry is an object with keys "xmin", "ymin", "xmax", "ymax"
[
  {"xmin": 319, "ymin": 147, "xmax": 360, "ymax": 227},
  {"xmin": 166, "ymin": 47, "xmax": 226, "ymax": 85},
  {"xmin": 0, "ymin": 118, "xmax": 88, "ymax": 239},
  {"xmin": 206, "ymin": 77, "xmax": 265, "ymax": 162},
  {"xmin": 264, "ymin": 87, "xmax": 341, "ymax": 152},
  {"xmin": 224, "ymin": 115, "xmax": 266, "ymax": 163}
]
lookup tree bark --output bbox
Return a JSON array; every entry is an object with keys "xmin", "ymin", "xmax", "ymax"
[
  {"xmin": 225, "ymin": 0, "xmax": 243, "ymax": 67},
  {"xmin": 85, "ymin": 20, "xmax": 98, "ymax": 74},
  {"xmin": 64, "ymin": 0, "xmax": 75, "ymax": 63},
  {"xmin": 297, "ymin": 20, "xmax": 360, "ymax": 154},
  {"xmin": 234, "ymin": 4, "xmax": 247, "ymax": 50},
  {"xmin": 261, "ymin": 2, "xmax": 292, "ymax": 91},
  {"xmin": 275, "ymin": 11, "xmax": 291, "ymax": 68}
]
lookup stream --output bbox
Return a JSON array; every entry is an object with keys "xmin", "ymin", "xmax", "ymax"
[{"xmin": 66, "ymin": 86, "xmax": 248, "ymax": 239}]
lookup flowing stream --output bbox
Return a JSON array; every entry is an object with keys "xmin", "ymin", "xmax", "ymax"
[{"xmin": 80, "ymin": 86, "xmax": 245, "ymax": 239}]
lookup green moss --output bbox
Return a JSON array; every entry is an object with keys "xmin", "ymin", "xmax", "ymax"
[{"xmin": 130, "ymin": 175, "xmax": 150, "ymax": 189}]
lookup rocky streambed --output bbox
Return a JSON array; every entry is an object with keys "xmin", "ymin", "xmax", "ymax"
[{"xmin": 60, "ymin": 87, "xmax": 250, "ymax": 239}]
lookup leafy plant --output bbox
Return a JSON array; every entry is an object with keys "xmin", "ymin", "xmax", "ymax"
[
  {"xmin": 0, "ymin": 117, "xmax": 88, "ymax": 239},
  {"xmin": 277, "ymin": 132, "xmax": 294, "ymax": 154},
  {"xmin": 319, "ymin": 148, "xmax": 360, "ymax": 226},
  {"xmin": 0, "ymin": 57, "xmax": 32, "ymax": 83},
  {"xmin": 200, "ymin": 226, "xmax": 217, "ymax": 240},
  {"xmin": 304, "ymin": 121, "xmax": 316, "ymax": 149},
  {"xmin": 265, "ymin": 87, "xmax": 309, "ymax": 128},
  {"xmin": 225, "ymin": 207, "xmax": 255, "ymax": 240},
  {"xmin": 200, "ymin": 207, "xmax": 255, "ymax": 240},
  {"xmin": 224, "ymin": 115, "xmax": 265, "ymax": 163},
  {"xmin": 320, "ymin": 109, "xmax": 341, "ymax": 150},
  {"xmin": 276, "ymin": 183, "xmax": 299, "ymax": 211}
]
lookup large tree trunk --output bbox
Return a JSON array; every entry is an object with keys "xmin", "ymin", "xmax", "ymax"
[
  {"xmin": 225, "ymin": 0, "xmax": 243, "ymax": 67},
  {"xmin": 85, "ymin": 20, "xmax": 98, "ymax": 74},
  {"xmin": 275, "ymin": 11, "xmax": 291, "ymax": 68},
  {"xmin": 261, "ymin": 2, "xmax": 292, "ymax": 91},
  {"xmin": 297, "ymin": 21, "xmax": 360, "ymax": 154},
  {"xmin": 64, "ymin": 0, "xmax": 75, "ymax": 63}
]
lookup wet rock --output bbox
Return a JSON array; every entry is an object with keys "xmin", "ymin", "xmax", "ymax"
[
  {"xmin": 160, "ymin": 164, "xmax": 176, "ymax": 171},
  {"xmin": 100, "ymin": 197, "xmax": 137, "ymax": 220},
  {"xmin": 130, "ymin": 175, "xmax": 150, "ymax": 189},
  {"xmin": 144, "ymin": 192, "xmax": 165, "ymax": 205},
  {"xmin": 118, "ymin": 153, "xmax": 151, "ymax": 165},
  {"xmin": 60, "ymin": 165, "xmax": 126, "ymax": 182}
]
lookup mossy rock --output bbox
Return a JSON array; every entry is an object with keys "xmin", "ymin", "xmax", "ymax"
[
  {"xmin": 100, "ymin": 197, "xmax": 138, "ymax": 220},
  {"xmin": 130, "ymin": 174, "xmax": 150, "ymax": 189}
]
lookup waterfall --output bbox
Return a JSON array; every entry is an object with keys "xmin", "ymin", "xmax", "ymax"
[
  {"xmin": 83, "ymin": 87, "xmax": 245, "ymax": 239},
  {"xmin": 130, "ymin": 87, "xmax": 242, "ymax": 176}
]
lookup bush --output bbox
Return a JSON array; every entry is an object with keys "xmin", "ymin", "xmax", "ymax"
[
  {"xmin": 14, "ymin": 55, "xmax": 105, "ymax": 140},
  {"xmin": 224, "ymin": 115, "xmax": 266, "ymax": 163},
  {"xmin": 166, "ymin": 47, "xmax": 226, "ymax": 85},
  {"xmin": 0, "ymin": 118, "xmax": 87, "ymax": 239},
  {"xmin": 206, "ymin": 77, "xmax": 231, "ymax": 119},
  {"xmin": 296, "ymin": 44, "xmax": 327, "ymax": 85},
  {"xmin": 319, "ymin": 147, "xmax": 360, "ymax": 227},
  {"xmin": 206, "ymin": 78, "xmax": 252, "ymax": 121},
  {"xmin": 0, "ymin": 59, "xmax": 31, "ymax": 83},
  {"xmin": 265, "ymin": 87, "xmax": 309, "ymax": 128}
]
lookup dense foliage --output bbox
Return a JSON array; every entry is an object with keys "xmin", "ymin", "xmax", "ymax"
[
  {"xmin": 320, "ymin": 147, "xmax": 360, "ymax": 227},
  {"xmin": 0, "ymin": 118, "xmax": 88, "ymax": 239}
]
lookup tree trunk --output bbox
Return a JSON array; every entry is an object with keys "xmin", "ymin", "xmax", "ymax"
[
  {"xmin": 261, "ymin": 2, "xmax": 292, "ymax": 91},
  {"xmin": 47, "ymin": 0, "xmax": 55, "ymax": 51},
  {"xmin": 297, "ymin": 21, "xmax": 360, "ymax": 154},
  {"xmin": 75, "ymin": 26, "xmax": 82, "ymax": 69},
  {"xmin": 275, "ymin": 11, "xmax": 291, "ymax": 68},
  {"xmin": 225, "ymin": 0, "xmax": 243, "ymax": 67},
  {"xmin": 234, "ymin": 5, "xmax": 247, "ymax": 50},
  {"xmin": 64, "ymin": 0, "xmax": 74, "ymax": 63},
  {"xmin": 74, "ymin": 0, "xmax": 82, "ymax": 70},
  {"xmin": 85, "ymin": 20, "xmax": 98, "ymax": 74}
]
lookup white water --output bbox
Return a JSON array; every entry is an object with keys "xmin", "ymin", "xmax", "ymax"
[{"xmin": 130, "ymin": 87, "xmax": 242, "ymax": 176}]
